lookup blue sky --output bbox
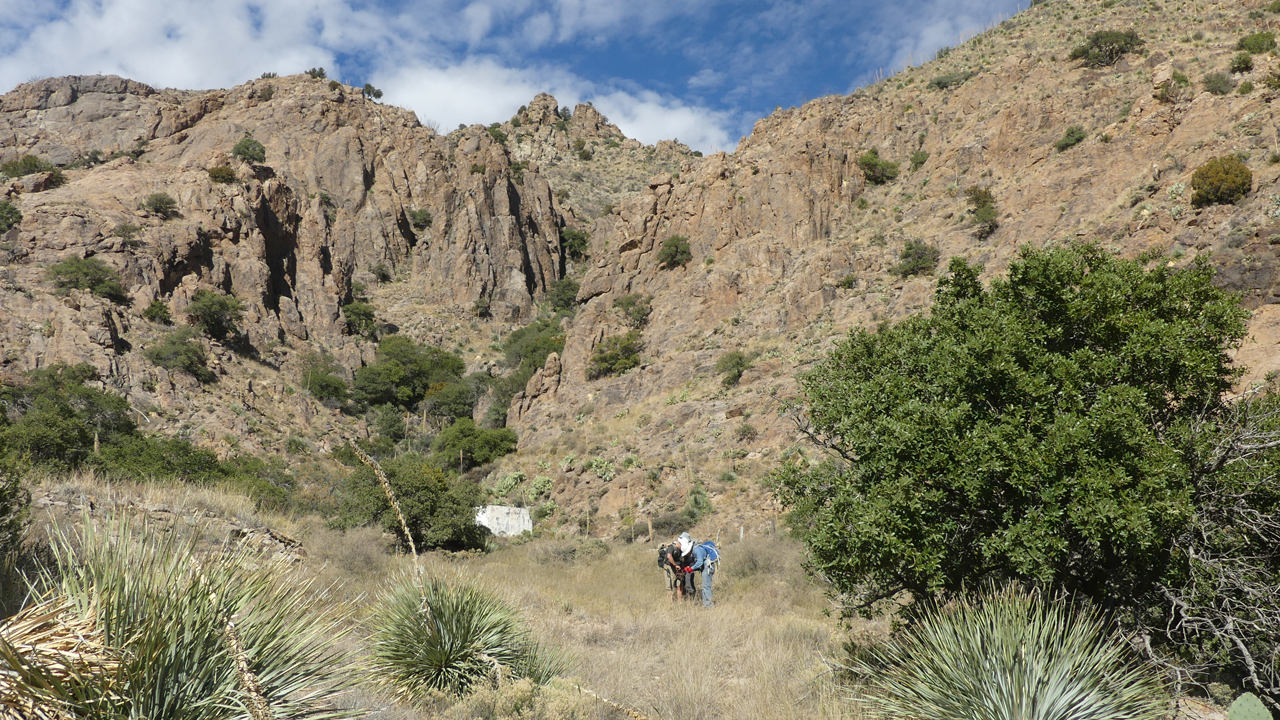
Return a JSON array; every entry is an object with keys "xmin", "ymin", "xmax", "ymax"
[{"xmin": 0, "ymin": 0, "xmax": 1028, "ymax": 152}]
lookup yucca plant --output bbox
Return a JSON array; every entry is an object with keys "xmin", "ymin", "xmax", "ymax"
[
  {"xmin": 0, "ymin": 595, "xmax": 118, "ymax": 720},
  {"xmin": 368, "ymin": 573, "xmax": 569, "ymax": 700},
  {"xmin": 850, "ymin": 585, "xmax": 1168, "ymax": 720},
  {"xmin": 4, "ymin": 515, "xmax": 358, "ymax": 720}
]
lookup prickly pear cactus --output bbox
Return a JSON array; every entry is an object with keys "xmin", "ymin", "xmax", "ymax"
[{"xmin": 1228, "ymin": 693, "xmax": 1271, "ymax": 720}]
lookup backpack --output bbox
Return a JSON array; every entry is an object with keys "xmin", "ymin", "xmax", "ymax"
[
  {"xmin": 657, "ymin": 544, "xmax": 673, "ymax": 569},
  {"xmin": 698, "ymin": 541, "xmax": 720, "ymax": 571}
]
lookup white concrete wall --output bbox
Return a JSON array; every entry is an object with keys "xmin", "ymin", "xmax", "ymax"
[{"xmin": 475, "ymin": 505, "xmax": 532, "ymax": 537}]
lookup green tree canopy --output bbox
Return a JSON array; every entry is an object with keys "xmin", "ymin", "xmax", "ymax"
[
  {"xmin": 185, "ymin": 289, "xmax": 245, "ymax": 341},
  {"xmin": 352, "ymin": 336, "xmax": 466, "ymax": 410},
  {"xmin": 772, "ymin": 244, "xmax": 1249, "ymax": 617},
  {"xmin": 336, "ymin": 452, "xmax": 488, "ymax": 550},
  {"xmin": 432, "ymin": 419, "xmax": 517, "ymax": 472}
]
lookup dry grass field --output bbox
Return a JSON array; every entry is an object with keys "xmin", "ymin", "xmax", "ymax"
[{"xmin": 18, "ymin": 474, "xmax": 870, "ymax": 719}]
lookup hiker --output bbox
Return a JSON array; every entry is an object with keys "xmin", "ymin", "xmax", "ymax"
[
  {"xmin": 688, "ymin": 537, "xmax": 719, "ymax": 608},
  {"xmin": 676, "ymin": 532, "xmax": 697, "ymax": 600},
  {"xmin": 658, "ymin": 538, "xmax": 684, "ymax": 602}
]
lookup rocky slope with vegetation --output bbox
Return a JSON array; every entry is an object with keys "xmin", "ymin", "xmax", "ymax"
[{"xmin": 1, "ymin": 0, "xmax": 1279, "ymax": 541}]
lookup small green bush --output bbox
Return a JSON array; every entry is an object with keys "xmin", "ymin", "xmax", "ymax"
[
  {"xmin": 231, "ymin": 136, "xmax": 266, "ymax": 163},
  {"xmin": 305, "ymin": 67, "xmax": 326, "ymax": 79},
  {"xmin": 371, "ymin": 262, "xmax": 392, "ymax": 282},
  {"xmin": 139, "ymin": 192, "xmax": 178, "ymax": 218},
  {"xmin": 328, "ymin": 80, "xmax": 341, "ymax": 91},
  {"xmin": 432, "ymin": 419, "xmax": 517, "ymax": 472},
  {"xmin": 1055, "ymin": 125, "xmax": 1087, "ymax": 152},
  {"xmin": 657, "ymin": 235, "xmax": 692, "ymax": 269},
  {"xmin": 966, "ymin": 186, "xmax": 1000, "ymax": 240},
  {"xmin": 1230, "ymin": 53, "xmax": 1255, "ymax": 75},
  {"xmin": 1269, "ymin": 0, "xmax": 1280, "ymax": 11},
  {"xmin": 111, "ymin": 222, "xmax": 141, "ymax": 242},
  {"xmin": 300, "ymin": 352, "xmax": 349, "ymax": 403},
  {"xmin": 1191, "ymin": 155, "xmax": 1252, "ymax": 208},
  {"xmin": 857, "ymin": 148, "xmax": 899, "ymax": 185},
  {"xmin": 1, "ymin": 155, "xmax": 55, "ymax": 177},
  {"xmin": 145, "ymin": 327, "xmax": 213, "ymax": 382},
  {"xmin": 408, "ymin": 208, "xmax": 433, "ymax": 229},
  {"xmin": 613, "ymin": 293, "xmax": 652, "ymax": 328},
  {"xmin": 343, "ymin": 300, "xmax": 377, "ymax": 339},
  {"xmin": 1238, "ymin": 31, "xmax": 1277, "ymax": 54},
  {"xmin": 0, "ymin": 200, "xmax": 21, "ymax": 232},
  {"xmin": 185, "ymin": 289, "xmax": 245, "ymax": 340},
  {"xmin": 1069, "ymin": 29, "xmax": 1144, "ymax": 67},
  {"xmin": 487, "ymin": 124, "xmax": 507, "ymax": 144},
  {"xmin": 837, "ymin": 274, "xmax": 857, "ymax": 289},
  {"xmin": 892, "ymin": 241, "xmax": 941, "ymax": 278},
  {"xmin": 207, "ymin": 165, "xmax": 236, "ymax": 183},
  {"xmin": 470, "ymin": 163, "xmax": 486, "ymax": 174},
  {"xmin": 1240, "ymin": 81, "xmax": 1255, "ymax": 95},
  {"xmin": 928, "ymin": 71, "xmax": 976, "ymax": 90},
  {"xmin": 141, "ymin": 300, "xmax": 172, "ymax": 324},
  {"xmin": 257, "ymin": 85, "xmax": 274, "ymax": 102},
  {"xmin": 910, "ymin": 150, "xmax": 930, "ymax": 172},
  {"xmin": 561, "ymin": 227, "xmax": 589, "ymax": 260},
  {"xmin": 45, "ymin": 256, "xmax": 129, "ymax": 304},
  {"xmin": 587, "ymin": 331, "xmax": 643, "ymax": 379},
  {"xmin": 362, "ymin": 83, "xmax": 383, "ymax": 100},
  {"xmin": 1204, "ymin": 72, "xmax": 1236, "ymax": 96},
  {"xmin": 577, "ymin": 149, "xmax": 593, "ymax": 161},
  {"xmin": 716, "ymin": 350, "xmax": 753, "ymax": 387},
  {"xmin": 547, "ymin": 278, "xmax": 580, "ymax": 312}
]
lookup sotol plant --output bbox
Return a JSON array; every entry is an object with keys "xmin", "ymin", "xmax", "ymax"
[
  {"xmin": 1, "ymin": 515, "xmax": 358, "ymax": 720},
  {"xmin": 851, "ymin": 585, "xmax": 1168, "ymax": 720},
  {"xmin": 369, "ymin": 574, "xmax": 568, "ymax": 699}
]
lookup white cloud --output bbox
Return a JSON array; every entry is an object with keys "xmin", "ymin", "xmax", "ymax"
[
  {"xmin": 375, "ymin": 59, "xmax": 736, "ymax": 152},
  {"xmin": 687, "ymin": 68, "xmax": 725, "ymax": 90}
]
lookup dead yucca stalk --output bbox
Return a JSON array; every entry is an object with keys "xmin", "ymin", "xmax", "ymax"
[
  {"xmin": 0, "ymin": 595, "xmax": 116, "ymax": 720},
  {"xmin": 350, "ymin": 444, "xmax": 424, "ymax": 588}
]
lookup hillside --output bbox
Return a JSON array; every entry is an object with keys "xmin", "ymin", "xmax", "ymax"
[{"xmin": 2, "ymin": 0, "xmax": 1280, "ymax": 539}]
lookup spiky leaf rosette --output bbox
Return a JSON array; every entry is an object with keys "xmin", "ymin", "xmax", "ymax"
[
  {"xmin": 369, "ymin": 574, "xmax": 568, "ymax": 700},
  {"xmin": 34, "ymin": 515, "xmax": 357, "ymax": 720},
  {"xmin": 852, "ymin": 585, "xmax": 1168, "ymax": 720}
]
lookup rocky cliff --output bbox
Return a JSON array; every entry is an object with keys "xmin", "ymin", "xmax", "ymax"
[{"xmin": 3, "ymin": 0, "xmax": 1279, "ymax": 536}]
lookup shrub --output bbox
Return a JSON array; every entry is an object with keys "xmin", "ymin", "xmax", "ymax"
[
  {"xmin": 305, "ymin": 67, "xmax": 327, "ymax": 79},
  {"xmin": 17, "ymin": 517, "xmax": 356, "ymax": 719},
  {"xmin": 1055, "ymin": 125, "xmax": 1087, "ymax": 152},
  {"xmin": 342, "ymin": 300, "xmax": 377, "ymax": 339},
  {"xmin": 362, "ymin": 83, "xmax": 383, "ymax": 99},
  {"xmin": 613, "ymin": 293, "xmax": 652, "ymax": 328},
  {"xmin": 141, "ymin": 299, "xmax": 172, "ymax": 324},
  {"xmin": 337, "ymin": 452, "xmax": 487, "ymax": 549},
  {"xmin": 909, "ymin": 150, "xmax": 930, "ymax": 172},
  {"xmin": 546, "ymin": 277, "xmax": 579, "ymax": 312},
  {"xmin": 1240, "ymin": 81, "xmax": 1255, "ymax": 95},
  {"xmin": 207, "ymin": 165, "xmax": 236, "ymax": 183},
  {"xmin": 735, "ymin": 422, "xmax": 758, "ymax": 442},
  {"xmin": 837, "ymin": 274, "xmax": 857, "ymax": 289},
  {"xmin": 716, "ymin": 350, "xmax": 753, "ymax": 387},
  {"xmin": 586, "ymin": 331, "xmax": 643, "ymax": 379},
  {"xmin": 328, "ymin": 80, "xmax": 341, "ymax": 91},
  {"xmin": 1230, "ymin": 53, "xmax": 1255, "ymax": 75},
  {"xmin": 857, "ymin": 148, "xmax": 899, "ymax": 185},
  {"xmin": 0, "ymin": 154, "xmax": 55, "ymax": 177},
  {"xmin": 1191, "ymin": 155, "xmax": 1252, "ymax": 207},
  {"xmin": 231, "ymin": 136, "xmax": 266, "ymax": 163},
  {"xmin": 483, "ymin": 319, "xmax": 566, "ymax": 427},
  {"xmin": 371, "ymin": 262, "xmax": 392, "ymax": 282},
  {"xmin": 928, "ymin": 71, "xmax": 976, "ymax": 90},
  {"xmin": 353, "ymin": 335, "xmax": 466, "ymax": 410},
  {"xmin": 966, "ymin": 186, "xmax": 999, "ymax": 240},
  {"xmin": 0, "ymin": 468, "xmax": 28, "ymax": 570},
  {"xmin": 577, "ymin": 149, "xmax": 593, "ymax": 161},
  {"xmin": 111, "ymin": 222, "xmax": 141, "ymax": 242},
  {"xmin": 145, "ymin": 327, "xmax": 213, "ymax": 382},
  {"xmin": 369, "ymin": 575, "xmax": 567, "ymax": 700},
  {"xmin": 531, "ymin": 475, "xmax": 553, "ymax": 498},
  {"xmin": 185, "ymin": 289, "xmax": 245, "ymax": 341},
  {"xmin": 300, "ymin": 351, "xmax": 349, "ymax": 403},
  {"xmin": 408, "ymin": 208, "xmax": 433, "ymax": 229},
  {"xmin": 657, "ymin": 235, "xmax": 692, "ymax": 269},
  {"xmin": 45, "ymin": 256, "xmax": 129, "ymax": 304},
  {"xmin": 1204, "ymin": 72, "xmax": 1235, "ymax": 96},
  {"xmin": 1069, "ymin": 29, "xmax": 1144, "ymax": 67},
  {"xmin": 1238, "ymin": 31, "xmax": 1277, "ymax": 54},
  {"xmin": 487, "ymin": 124, "xmax": 507, "ymax": 144},
  {"xmin": 432, "ymin": 419, "xmax": 517, "ymax": 473},
  {"xmin": 891, "ymin": 240, "xmax": 940, "ymax": 278},
  {"xmin": 532, "ymin": 501, "xmax": 557, "ymax": 523},
  {"xmin": 561, "ymin": 227, "xmax": 589, "ymax": 261},
  {"xmin": 0, "ymin": 200, "xmax": 22, "ymax": 233},
  {"xmin": 470, "ymin": 163, "xmax": 486, "ymax": 174},
  {"xmin": 683, "ymin": 482, "xmax": 713, "ymax": 522},
  {"xmin": 139, "ymin": 192, "xmax": 177, "ymax": 218},
  {"xmin": 851, "ymin": 585, "xmax": 1168, "ymax": 720}
]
